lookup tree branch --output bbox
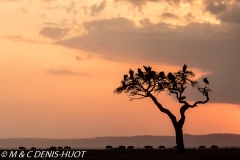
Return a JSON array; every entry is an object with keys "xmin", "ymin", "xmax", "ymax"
[
  {"xmin": 178, "ymin": 104, "xmax": 189, "ymax": 127},
  {"xmin": 170, "ymin": 90, "xmax": 188, "ymax": 106},
  {"xmin": 191, "ymin": 93, "xmax": 209, "ymax": 107},
  {"xmin": 130, "ymin": 96, "xmax": 147, "ymax": 101},
  {"xmin": 147, "ymin": 92, "xmax": 177, "ymax": 126},
  {"xmin": 149, "ymin": 80, "xmax": 156, "ymax": 92}
]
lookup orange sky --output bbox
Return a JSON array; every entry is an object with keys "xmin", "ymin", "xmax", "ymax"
[{"xmin": 0, "ymin": 0, "xmax": 240, "ymax": 138}]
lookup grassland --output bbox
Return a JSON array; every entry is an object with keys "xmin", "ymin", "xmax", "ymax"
[{"xmin": 1, "ymin": 148, "xmax": 240, "ymax": 160}]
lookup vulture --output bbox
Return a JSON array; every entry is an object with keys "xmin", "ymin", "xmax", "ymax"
[
  {"xmin": 137, "ymin": 68, "xmax": 144, "ymax": 77},
  {"xmin": 168, "ymin": 72, "xmax": 176, "ymax": 82},
  {"xmin": 203, "ymin": 78, "xmax": 209, "ymax": 84},
  {"xmin": 183, "ymin": 64, "xmax": 187, "ymax": 72},
  {"xmin": 159, "ymin": 71, "xmax": 165, "ymax": 78},
  {"xmin": 150, "ymin": 71, "xmax": 156, "ymax": 78},
  {"xmin": 123, "ymin": 74, "xmax": 128, "ymax": 80},
  {"xmin": 122, "ymin": 81, "xmax": 127, "ymax": 89},
  {"xmin": 129, "ymin": 69, "xmax": 134, "ymax": 79},
  {"xmin": 143, "ymin": 66, "xmax": 148, "ymax": 72},
  {"xmin": 143, "ymin": 66, "xmax": 151, "ymax": 73}
]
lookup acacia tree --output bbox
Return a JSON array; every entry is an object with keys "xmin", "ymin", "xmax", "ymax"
[{"xmin": 114, "ymin": 65, "xmax": 211, "ymax": 154}]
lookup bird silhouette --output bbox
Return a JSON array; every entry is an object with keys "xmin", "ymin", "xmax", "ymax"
[
  {"xmin": 167, "ymin": 72, "xmax": 175, "ymax": 82},
  {"xmin": 183, "ymin": 64, "xmax": 187, "ymax": 72},
  {"xmin": 143, "ymin": 66, "xmax": 151, "ymax": 73},
  {"xmin": 150, "ymin": 71, "xmax": 156, "ymax": 78},
  {"xmin": 123, "ymin": 74, "xmax": 128, "ymax": 80},
  {"xmin": 203, "ymin": 78, "xmax": 209, "ymax": 84},
  {"xmin": 147, "ymin": 66, "xmax": 152, "ymax": 72},
  {"xmin": 129, "ymin": 69, "xmax": 134, "ymax": 79},
  {"xmin": 159, "ymin": 71, "xmax": 165, "ymax": 78},
  {"xmin": 137, "ymin": 68, "xmax": 144, "ymax": 77},
  {"xmin": 122, "ymin": 81, "xmax": 127, "ymax": 89},
  {"xmin": 143, "ymin": 66, "xmax": 148, "ymax": 72}
]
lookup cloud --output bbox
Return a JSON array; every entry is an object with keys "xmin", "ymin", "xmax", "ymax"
[
  {"xmin": 42, "ymin": 0, "xmax": 55, "ymax": 2},
  {"xmin": 217, "ymin": 5, "xmax": 240, "ymax": 24},
  {"xmin": 204, "ymin": 0, "xmax": 227, "ymax": 15},
  {"xmin": 16, "ymin": 7, "xmax": 27, "ymax": 13},
  {"xmin": 82, "ymin": 17, "xmax": 135, "ymax": 31},
  {"xmin": 161, "ymin": 12, "xmax": 179, "ymax": 19},
  {"xmin": 204, "ymin": 0, "xmax": 240, "ymax": 24},
  {"xmin": 114, "ymin": 0, "xmax": 195, "ymax": 9},
  {"xmin": 139, "ymin": 18, "xmax": 154, "ymax": 27},
  {"xmin": 65, "ymin": 2, "xmax": 77, "ymax": 15},
  {"xmin": 90, "ymin": 0, "xmax": 106, "ymax": 16},
  {"xmin": 75, "ymin": 54, "xmax": 92, "ymax": 61},
  {"xmin": 39, "ymin": 27, "xmax": 70, "ymax": 40},
  {"xmin": 1, "ymin": 36, "xmax": 37, "ymax": 43},
  {"xmin": 0, "ymin": 0, "xmax": 20, "ymax": 1},
  {"xmin": 44, "ymin": 22, "xmax": 58, "ymax": 25},
  {"xmin": 55, "ymin": 17, "xmax": 240, "ymax": 104},
  {"xmin": 48, "ymin": 69, "xmax": 89, "ymax": 76},
  {"xmin": 114, "ymin": 0, "xmax": 148, "ymax": 10},
  {"xmin": 184, "ymin": 12, "xmax": 195, "ymax": 21}
]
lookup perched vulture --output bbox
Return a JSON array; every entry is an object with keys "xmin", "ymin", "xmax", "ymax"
[
  {"xmin": 183, "ymin": 64, "xmax": 187, "ymax": 72},
  {"xmin": 168, "ymin": 72, "xmax": 176, "ymax": 82},
  {"xmin": 159, "ymin": 71, "xmax": 165, "ymax": 78},
  {"xmin": 122, "ymin": 81, "xmax": 127, "ymax": 89},
  {"xmin": 137, "ymin": 68, "xmax": 144, "ymax": 77},
  {"xmin": 143, "ymin": 66, "xmax": 151, "ymax": 73},
  {"xmin": 129, "ymin": 69, "xmax": 134, "ymax": 79},
  {"xmin": 203, "ymin": 78, "xmax": 209, "ymax": 84},
  {"xmin": 123, "ymin": 74, "xmax": 128, "ymax": 80}
]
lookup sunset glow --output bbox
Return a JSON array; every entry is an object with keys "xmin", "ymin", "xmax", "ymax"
[{"xmin": 0, "ymin": 0, "xmax": 240, "ymax": 139}]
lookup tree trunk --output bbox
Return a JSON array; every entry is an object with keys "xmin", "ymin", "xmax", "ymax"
[{"xmin": 175, "ymin": 125, "xmax": 186, "ymax": 154}]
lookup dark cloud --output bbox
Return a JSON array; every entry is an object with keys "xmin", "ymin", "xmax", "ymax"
[
  {"xmin": 217, "ymin": 5, "xmax": 240, "ymax": 24},
  {"xmin": 204, "ymin": 0, "xmax": 240, "ymax": 24},
  {"xmin": 48, "ymin": 69, "xmax": 89, "ymax": 76},
  {"xmin": 139, "ymin": 18, "xmax": 154, "ymax": 27},
  {"xmin": 55, "ymin": 17, "xmax": 240, "ymax": 105},
  {"xmin": 90, "ymin": 0, "xmax": 106, "ymax": 16},
  {"xmin": 39, "ymin": 27, "xmax": 70, "ymax": 40},
  {"xmin": 82, "ymin": 17, "xmax": 135, "ymax": 31},
  {"xmin": 114, "ymin": 0, "xmax": 195, "ymax": 9},
  {"xmin": 204, "ymin": 0, "xmax": 227, "ymax": 15},
  {"xmin": 114, "ymin": 0, "xmax": 147, "ymax": 10},
  {"xmin": 161, "ymin": 12, "xmax": 179, "ymax": 19}
]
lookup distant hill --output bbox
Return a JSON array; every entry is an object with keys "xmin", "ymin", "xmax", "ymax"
[{"xmin": 0, "ymin": 134, "xmax": 240, "ymax": 149}]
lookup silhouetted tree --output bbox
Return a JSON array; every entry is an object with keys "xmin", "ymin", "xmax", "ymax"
[{"xmin": 114, "ymin": 64, "xmax": 211, "ymax": 154}]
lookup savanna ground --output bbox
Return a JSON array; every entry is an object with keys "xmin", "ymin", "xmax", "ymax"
[{"xmin": 1, "ymin": 148, "xmax": 240, "ymax": 160}]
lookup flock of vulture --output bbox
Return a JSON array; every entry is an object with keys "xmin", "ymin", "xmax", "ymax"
[
  {"xmin": 105, "ymin": 145, "xmax": 218, "ymax": 149},
  {"xmin": 122, "ymin": 64, "xmax": 209, "ymax": 89}
]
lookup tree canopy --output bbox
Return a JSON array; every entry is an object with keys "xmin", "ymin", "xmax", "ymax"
[{"xmin": 114, "ymin": 65, "xmax": 211, "ymax": 107}]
